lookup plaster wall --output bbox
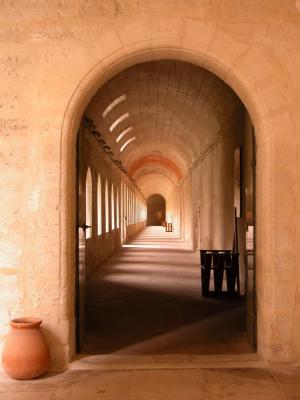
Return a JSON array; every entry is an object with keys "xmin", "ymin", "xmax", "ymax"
[
  {"xmin": 0, "ymin": 0, "xmax": 300, "ymax": 368},
  {"xmin": 168, "ymin": 110, "xmax": 245, "ymax": 248},
  {"xmin": 195, "ymin": 111, "xmax": 245, "ymax": 251},
  {"xmin": 167, "ymin": 110, "xmax": 255, "ymax": 297}
]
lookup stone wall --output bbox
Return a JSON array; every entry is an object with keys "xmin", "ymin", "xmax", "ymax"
[
  {"xmin": 0, "ymin": 0, "xmax": 300, "ymax": 368},
  {"xmin": 81, "ymin": 127, "xmax": 146, "ymax": 276}
]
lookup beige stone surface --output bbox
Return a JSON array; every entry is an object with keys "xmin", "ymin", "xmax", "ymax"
[
  {"xmin": 0, "ymin": 0, "xmax": 299, "ymax": 370},
  {"xmin": 1, "ymin": 365, "xmax": 300, "ymax": 400}
]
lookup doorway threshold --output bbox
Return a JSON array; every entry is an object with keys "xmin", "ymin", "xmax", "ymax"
[{"xmin": 69, "ymin": 353, "xmax": 265, "ymax": 371}]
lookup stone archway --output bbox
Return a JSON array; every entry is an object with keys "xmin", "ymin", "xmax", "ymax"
[{"xmin": 59, "ymin": 36, "xmax": 284, "ymax": 366}]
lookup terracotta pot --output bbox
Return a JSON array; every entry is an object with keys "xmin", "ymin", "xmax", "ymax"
[{"xmin": 2, "ymin": 318, "xmax": 50, "ymax": 380}]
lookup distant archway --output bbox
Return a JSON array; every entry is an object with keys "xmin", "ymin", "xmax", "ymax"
[{"xmin": 147, "ymin": 194, "xmax": 166, "ymax": 226}]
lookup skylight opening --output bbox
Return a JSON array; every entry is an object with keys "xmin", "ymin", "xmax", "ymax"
[
  {"xmin": 120, "ymin": 137, "xmax": 136, "ymax": 152},
  {"xmin": 102, "ymin": 95, "xmax": 127, "ymax": 118},
  {"xmin": 116, "ymin": 126, "xmax": 133, "ymax": 143},
  {"xmin": 110, "ymin": 113, "xmax": 129, "ymax": 132}
]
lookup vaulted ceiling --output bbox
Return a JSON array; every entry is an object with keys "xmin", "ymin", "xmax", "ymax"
[{"xmin": 86, "ymin": 60, "xmax": 243, "ymax": 199}]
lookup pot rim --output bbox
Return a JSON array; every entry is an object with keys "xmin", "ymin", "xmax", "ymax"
[{"xmin": 10, "ymin": 317, "xmax": 43, "ymax": 329}]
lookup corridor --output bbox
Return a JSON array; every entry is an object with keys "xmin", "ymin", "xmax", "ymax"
[
  {"xmin": 82, "ymin": 227, "xmax": 250, "ymax": 355},
  {"xmin": 1, "ymin": 2, "xmax": 300, "ymax": 397}
]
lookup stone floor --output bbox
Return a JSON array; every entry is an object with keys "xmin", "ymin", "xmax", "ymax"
[
  {"xmin": 1, "ymin": 363, "xmax": 300, "ymax": 399},
  {"xmin": 83, "ymin": 226, "xmax": 250, "ymax": 355},
  {"xmin": 1, "ymin": 227, "xmax": 300, "ymax": 399}
]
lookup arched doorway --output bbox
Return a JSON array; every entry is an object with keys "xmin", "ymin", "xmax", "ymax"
[
  {"xmin": 147, "ymin": 194, "xmax": 166, "ymax": 226},
  {"xmin": 74, "ymin": 58, "xmax": 257, "ymax": 356},
  {"xmin": 60, "ymin": 40, "xmax": 275, "ymax": 365}
]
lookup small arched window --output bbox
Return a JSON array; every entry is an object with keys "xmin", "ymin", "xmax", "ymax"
[
  {"xmin": 102, "ymin": 94, "xmax": 127, "ymax": 118},
  {"xmin": 132, "ymin": 193, "xmax": 135, "ymax": 224},
  {"xmin": 126, "ymin": 186, "xmax": 129, "ymax": 226},
  {"xmin": 131, "ymin": 191, "xmax": 133, "ymax": 224},
  {"xmin": 85, "ymin": 167, "xmax": 92, "ymax": 239},
  {"xmin": 97, "ymin": 174, "xmax": 102, "ymax": 235},
  {"xmin": 110, "ymin": 113, "xmax": 130, "ymax": 132},
  {"xmin": 116, "ymin": 126, "xmax": 133, "ymax": 143},
  {"xmin": 111, "ymin": 183, "xmax": 115, "ymax": 230},
  {"xmin": 105, "ymin": 180, "xmax": 109, "ymax": 233},
  {"xmin": 120, "ymin": 136, "xmax": 136, "ymax": 152},
  {"xmin": 116, "ymin": 187, "xmax": 120, "ymax": 229},
  {"xmin": 131, "ymin": 191, "xmax": 134, "ymax": 224},
  {"xmin": 128, "ymin": 189, "xmax": 131, "ymax": 225}
]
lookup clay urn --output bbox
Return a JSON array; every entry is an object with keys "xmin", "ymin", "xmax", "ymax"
[{"xmin": 2, "ymin": 318, "xmax": 50, "ymax": 380}]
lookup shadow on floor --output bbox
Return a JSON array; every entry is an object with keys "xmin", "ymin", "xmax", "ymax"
[{"xmin": 81, "ymin": 227, "xmax": 251, "ymax": 355}]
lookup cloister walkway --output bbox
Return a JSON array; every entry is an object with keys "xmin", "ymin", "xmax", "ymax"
[{"xmin": 82, "ymin": 226, "xmax": 250, "ymax": 355}]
